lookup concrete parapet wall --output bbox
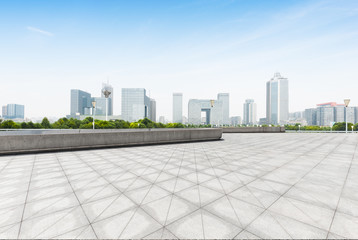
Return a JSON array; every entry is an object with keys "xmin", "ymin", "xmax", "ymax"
[
  {"xmin": 223, "ymin": 127, "xmax": 285, "ymax": 133},
  {"xmin": 0, "ymin": 128, "xmax": 223, "ymax": 155}
]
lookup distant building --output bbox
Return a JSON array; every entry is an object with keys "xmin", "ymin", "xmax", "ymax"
[
  {"xmin": 346, "ymin": 107, "xmax": 355, "ymax": 123},
  {"xmin": 188, "ymin": 93, "xmax": 229, "ymax": 125},
  {"xmin": 259, "ymin": 118, "xmax": 267, "ymax": 125},
  {"xmin": 150, "ymin": 98, "xmax": 156, "ymax": 122},
  {"xmin": 316, "ymin": 105, "xmax": 334, "ymax": 126},
  {"xmin": 217, "ymin": 93, "xmax": 230, "ymax": 125},
  {"xmin": 2, "ymin": 104, "xmax": 24, "ymax": 119},
  {"xmin": 159, "ymin": 116, "xmax": 166, "ymax": 124},
  {"xmin": 121, "ymin": 88, "xmax": 155, "ymax": 122},
  {"xmin": 172, "ymin": 93, "xmax": 183, "ymax": 123},
  {"xmin": 230, "ymin": 116, "xmax": 241, "ymax": 126},
  {"xmin": 91, "ymin": 97, "xmax": 108, "ymax": 116},
  {"xmin": 304, "ymin": 108, "xmax": 317, "ymax": 125},
  {"xmin": 70, "ymin": 89, "xmax": 92, "ymax": 117},
  {"xmin": 289, "ymin": 111, "xmax": 304, "ymax": 120},
  {"xmin": 2, "ymin": 106, "xmax": 7, "ymax": 118},
  {"xmin": 354, "ymin": 107, "xmax": 358, "ymax": 124},
  {"xmin": 334, "ymin": 105, "xmax": 345, "ymax": 123},
  {"xmin": 266, "ymin": 72, "xmax": 289, "ymax": 125},
  {"xmin": 188, "ymin": 98, "xmax": 223, "ymax": 125},
  {"xmin": 243, "ymin": 99, "xmax": 257, "ymax": 125},
  {"xmin": 101, "ymin": 82, "xmax": 113, "ymax": 116}
]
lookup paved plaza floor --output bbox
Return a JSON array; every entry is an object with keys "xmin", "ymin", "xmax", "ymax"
[{"xmin": 0, "ymin": 133, "xmax": 358, "ymax": 239}]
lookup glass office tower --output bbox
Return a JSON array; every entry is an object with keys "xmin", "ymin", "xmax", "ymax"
[
  {"xmin": 2, "ymin": 104, "xmax": 24, "ymax": 119},
  {"xmin": 243, "ymin": 99, "xmax": 257, "ymax": 125},
  {"xmin": 266, "ymin": 73, "xmax": 289, "ymax": 125},
  {"xmin": 121, "ymin": 88, "xmax": 154, "ymax": 122},
  {"xmin": 172, "ymin": 93, "xmax": 183, "ymax": 123},
  {"xmin": 70, "ymin": 89, "xmax": 92, "ymax": 116},
  {"xmin": 217, "ymin": 93, "xmax": 230, "ymax": 125}
]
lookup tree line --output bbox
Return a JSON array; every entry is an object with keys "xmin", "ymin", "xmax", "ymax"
[
  {"xmin": 285, "ymin": 122, "xmax": 358, "ymax": 131},
  {"xmin": 0, "ymin": 117, "xmax": 211, "ymax": 129}
]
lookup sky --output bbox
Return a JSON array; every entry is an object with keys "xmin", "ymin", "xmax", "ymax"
[{"xmin": 0, "ymin": 0, "xmax": 358, "ymax": 121}]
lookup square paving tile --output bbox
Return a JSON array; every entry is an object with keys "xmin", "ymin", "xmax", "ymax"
[{"xmin": 0, "ymin": 133, "xmax": 357, "ymax": 238}]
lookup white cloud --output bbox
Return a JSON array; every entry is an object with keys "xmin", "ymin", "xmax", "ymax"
[{"xmin": 27, "ymin": 26, "xmax": 54, "ymax": 36}]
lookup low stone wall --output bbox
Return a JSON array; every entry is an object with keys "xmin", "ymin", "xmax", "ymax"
[
  {"xmin": 0, "ymin": 128, "xmax": 223, "ymax": 155},
  {"xmin": 223, "ymin": 127, "xmax": 285, "ymax": 133}
]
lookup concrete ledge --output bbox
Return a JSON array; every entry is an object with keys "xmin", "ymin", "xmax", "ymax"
[
  {"xmin": 0, "ymin": 128, "xmax": 223, "ymax": 155},
  {"xmin": 223, "ymin": 127, "xmax": 285, "ymax": 133}
]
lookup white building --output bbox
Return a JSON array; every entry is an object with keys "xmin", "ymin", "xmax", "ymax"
[
  {"xmin": 266, "ymin": 72, "xmax": 289, "ymax": 125},
  {"xmin": 217, "ymin": 93, "xmax": 230, "ymax": 125},
  {"xmin": 243, "ymin": 99, "xmax": 257, "ymax": 125},
  {"xmin": 188, "ymin": 99, "xmax": 223, "ymax": 125},
  {"xmin": 172, "ymin": 93, "xmax": 183, "ymax": 123}
]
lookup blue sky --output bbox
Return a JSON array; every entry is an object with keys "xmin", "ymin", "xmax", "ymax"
[{"xmin": 1, "ymin": 0, "xmax": 358, "ymax": 120}]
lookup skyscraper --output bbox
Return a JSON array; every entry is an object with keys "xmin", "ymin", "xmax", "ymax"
[
  {"xmin": 2, "ymin": 104, "xmax": 24, "ymax": 119},
  {"xmin": 304, "ymin": 108, "xmax": 317, "ymax": 125},
  {"xmin": 150, "ymin": 98, "xmax": 156, "ymax": 122},
  {"xmin": 243, "ymin": 99, "xmax": 257, "ymax": 125},
  {"xmin": 121, "ymin": 88, "xmax": 154, "ymax": 122},
  {"xmin": 266, "ymin": 72, "xmax": 289, "ymax": 125},
  {"xmin": 2, "ymin": 106, "xmax": 7, "ymax": 118},
  {"xmin": 217, "ymin": 93, "xmax": 230, "ymax": 125},
  {"xmin": 172, "ymin": 93, "xmax": 183, "ymax": 123},
  {"xmin": 317, "ymin": 106, "xmax": 334, "ymax": 126},
  {"xmin": 101, "ymin": 82, "xmax": 113, "ymax": 116},
  {"xmin": 70, "ymin": 89, "xmax": 92, "ymax": 117}
]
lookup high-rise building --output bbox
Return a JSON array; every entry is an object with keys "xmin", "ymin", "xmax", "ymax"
[
  {"xmin": 188, "ymin": 98, "xmax": 223, "ymax": 125},
  {"xmin": 230, "ymin": 116, "xmax": 241, "ymax": 126},
  {"xmin": 172, "ymin": 93, "xmax": 183, "ymax": 123},
  {"xmin": 354, "ymin": 107, "xmax": 358, "ymax": 124},
  {"xmin": 217, "ymin": 93, "xmax": 230, "ymax": 125},
  {"xmin": 334, "ymin": 105, "xmax": 345, "ymax": 123},
  {"xmin": 121, "ymin": 88, "xmax": 154, "ymax": 122},
  {"xmin": 2, "ymin": 106, "xmax": 7, "ymax": 118},
  {"xmin": 101, "ymin": 82, "xmax": 113, "ymax": 116},
  {"xmin": 243, "ymin": 99, "xmax": 257, "ymax": 125},
  {"xmin": 266, "ymin": 72, "xmax": 289, "ymax": 125},
  {"xmin": 346, "ymin": 107, "xmax": 355, "ymax": 124},
  {"xmin": 150, "ymin": 98, "xmax": 156, "ymax": 122},
  {"xmin": 304, "ymin": 108, "xmax": 317, "ymax": 125},
  {"xmin": 2, "ymin": 104, "xmax": 24, "ymax": 119},
  {"xmin": 317, "ymin": 105, "xmax": 334, "ymax": 126},
  {"xmin": 70, "ymin": 89, "xmax": 92, "ymax": 117},
  {"xmin": 159, "ymin": 116, "xmax": 166, "ymax": 124}
]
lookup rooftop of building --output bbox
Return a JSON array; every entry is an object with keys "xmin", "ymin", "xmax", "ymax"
[{"xmin": 317, "ymin": 102, "xmax": 345, "ymax": 107}]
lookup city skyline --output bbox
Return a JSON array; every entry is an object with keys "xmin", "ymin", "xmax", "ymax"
[{"xmin": 1, "ymin": 0, "xmax": 358, "ymax": 119}]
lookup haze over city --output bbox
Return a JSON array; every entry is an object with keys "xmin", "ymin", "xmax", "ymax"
[{"xmin": 1, "ymin": 0, "xmax": 358, "ymax": 119}]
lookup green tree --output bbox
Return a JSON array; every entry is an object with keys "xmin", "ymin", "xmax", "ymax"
[
  {"xmin": 332, "ymin": 122, "xmax": 353, "ymax": 131},
  {"xmin": 0, "ymin": 120, "xmax": 19, "ymax": 129},
  {"xmin": 41, "ymin": 117, "xmax": 51, "ymax": 128}
]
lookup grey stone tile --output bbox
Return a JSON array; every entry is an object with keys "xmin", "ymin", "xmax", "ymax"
[
  {"xmin": 330, "ymin": 211, "xmax": 358, "ymax": 239},
  {"xmin": 268, "ymin": 196, "xmax": 335, "ymax": 231},
  {"xmin": 19, "ymin": 207, "xmax": 88, "ymax": 239},
  {"xmin": 92, "ymin": 208, "xmax": 135, "ymax": 239},
  {"xmin": 0, "ymin": 223, "xmax": 20, "ymax": 239},
  {"xmin": 166, "ymin": 210, "xmax": 204, "ymax": 239},
  {"xmin": 119, "ymin": 208, "xmax": 162, "ymax": 239},
  {"xmin": 0, "ymin": 133, "xmax": 357, "ymax": 239}
]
